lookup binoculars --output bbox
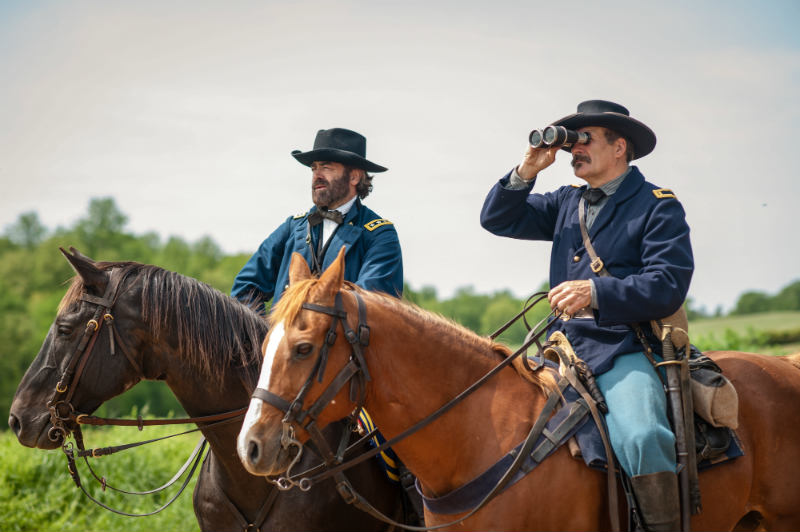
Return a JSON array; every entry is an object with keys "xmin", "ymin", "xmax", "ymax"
[{"xmin": 529, "ymin": 125, "xmax": 591, "ymax": 149}]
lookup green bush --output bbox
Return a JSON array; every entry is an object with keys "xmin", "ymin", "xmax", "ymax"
[
  {"xmin": 762, "ymin": 327, "xmax": 800, "ymax": 345},
  {"xmin": 694, "ymin": 327, "xmax": 770, "ymax": 352}
]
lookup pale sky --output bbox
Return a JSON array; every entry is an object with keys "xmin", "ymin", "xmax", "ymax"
[{"xmin": 1, "ymin": 0, "xmax": 798, "ymax": 313}]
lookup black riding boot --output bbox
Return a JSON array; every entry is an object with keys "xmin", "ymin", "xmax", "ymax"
[{"xmin": 631, "ymin": 471, "xmax": 681, "ymax": 532}]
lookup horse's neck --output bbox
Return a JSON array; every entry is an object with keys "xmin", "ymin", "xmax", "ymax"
[
  {"xmin": 152, "ymin": 338, "xmax": 270, "ymax": 504},
  {"xmin": 140, "ymin": 315, "xmax": 255, "ymax": 455},
  {"xmin": 363, "ymin": 300, "xmax": 546, "ymax": 496}
]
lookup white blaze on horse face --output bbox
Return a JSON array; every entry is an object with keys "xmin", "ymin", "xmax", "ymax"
[{"xmin": 237, "ymin": 322, "xmax": 285, "ymax": 460}]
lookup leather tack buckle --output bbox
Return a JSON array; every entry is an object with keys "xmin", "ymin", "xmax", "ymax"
[
  {"xmin": 358, "ymin": 324, "xmax": 370, "ymax": 345},
  {"xmin": 590, "ymin": 257, "xmax": 604, "ymax": 273},
  {"xmin": 336, "ymin": 480, "xmax": 357, "ymax": 504},
  {"xmin": 325, "ymin": 330, "xmax": 337, "ymax": 346}
]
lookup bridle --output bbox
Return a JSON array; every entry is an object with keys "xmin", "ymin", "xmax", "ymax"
[
  {"xmin": 248, "ymin": 288, "xmax": 582, "ymax": 531},
  {"xmin": 45, "ymin": 266, "xmax": 247, "ymax": 517},
  {"xmin": 47, "ymin": 267, "xmax": 140, "ymax": 443},
  {"xmin": 251, "ymin": 290, "xmax": 372, "ymax": 492}
]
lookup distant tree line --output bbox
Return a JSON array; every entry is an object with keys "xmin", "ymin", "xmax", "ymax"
[
  {"xmin": 0, "ymin": 198, "xmax": 547, "ymax": 427},
  {"xmin": 0, "ymin": 198, "xmax": 256, "ymax": 427},
  {"xmin": 2, "ymin": 198, "xmax": 798, "ymax": 427},
  {"xmin": 728, "ymin": 283, "xmax": 800, "ymax": 315}
]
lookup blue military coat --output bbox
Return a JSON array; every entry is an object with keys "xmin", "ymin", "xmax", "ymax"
[
  {"xmin": 480, "ymin": 166, "xmax": 693, "ymax": 374},
  {"xmin": 232, "ymin": 199, "xmax": 403, "ymax": 311}
]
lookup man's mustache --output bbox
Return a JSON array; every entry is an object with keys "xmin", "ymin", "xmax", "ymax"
[{"xmin": 571, "ymin": 154, "xmax": 591, "ymax": 167}]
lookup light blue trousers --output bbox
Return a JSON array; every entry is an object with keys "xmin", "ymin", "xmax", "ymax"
[{"xmin": 595, "ymin": 351, "xmax": 676, "ymax": 476}]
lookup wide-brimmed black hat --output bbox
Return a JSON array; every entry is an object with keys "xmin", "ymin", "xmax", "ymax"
[
  {"xmin": 551, "ymin": 100, "xmax": 656, "ymax": 159},
  {"xmin": 291, "ymin": 128, "xmax": 387, "ymax": 173}
]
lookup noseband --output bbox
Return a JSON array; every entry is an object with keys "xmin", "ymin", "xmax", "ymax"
[{"xmin": 251, "ymin": 290, "xmax": 371, "ymax": 491}]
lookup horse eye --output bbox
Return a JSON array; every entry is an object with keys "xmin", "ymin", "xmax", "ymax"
[
  {"xmin": 294, "ymin": 343, "xmax": 315, "ymax": 360},
  {"xmin": 56, "ymin": 325, "xmax": 72, "ymax": 337}
]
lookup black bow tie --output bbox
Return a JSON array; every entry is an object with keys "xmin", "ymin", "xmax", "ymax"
[
  {"xmin": 582, "ymin": 188, "xmax": 606, "ymax": 205},
  {"xmin": 308, "ymin": 208, "xmax": 344, "ymax": 226}
]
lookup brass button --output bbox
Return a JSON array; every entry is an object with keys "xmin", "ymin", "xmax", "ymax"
[{"xmin": 573, "ymin": 255, "xmax": 580, "ymax": 263}]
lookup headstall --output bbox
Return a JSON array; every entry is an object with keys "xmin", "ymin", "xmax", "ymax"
[
  {"xmin": 251, "ymin": 290, "xmax": 372, "ymax": 492},
  {"xmin": 45, "ymin": 267, "xmax": 245, "ymax": 517}
]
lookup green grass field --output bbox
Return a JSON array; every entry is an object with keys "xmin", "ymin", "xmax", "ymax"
[
  {"xmin": 0, "ymin": 424, "xmax": 201, "ymax": 532},
  {"xmin": 690, "ymin": 310, "xmax": 800, "ymax": 355},
  {"xmin": 690, "ymin": 310, "xmax": 800, "ymax": 337}
]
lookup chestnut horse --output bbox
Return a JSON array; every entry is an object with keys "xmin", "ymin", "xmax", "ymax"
[
  {"xmin": 8, "ymin": 249, "xmax": 412, "ymax": 532},
  {"xmin": 238, "ymin": 248, "xmax": 800, "ymax": 531}
]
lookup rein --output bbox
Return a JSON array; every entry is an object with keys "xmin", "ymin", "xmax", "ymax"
[
  {"xmin": 47, "ymin": 267, "xmax": 248, "ymax": 516},
  {"xmin": 253, "ymin": 289, "xmax": 560, "ymax": 530}
]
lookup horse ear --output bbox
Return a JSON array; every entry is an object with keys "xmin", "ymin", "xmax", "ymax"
[
  {"xmin": 317, "ymin": 246, "xmax": 345, "ymax": 299},
  {"xmin": 60, "ymin": 247, "xmax": 108, "ymax": 293},
  {"xmin": 288, "ymin": 252, "xmax": 312, "ymax": 284},
  {"xmin": 68, "ymin": 246, "xmax": 96, "ymax": 263}
]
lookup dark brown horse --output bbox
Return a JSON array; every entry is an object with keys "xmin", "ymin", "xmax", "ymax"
[
  {"xmin": 239, "ymin": 248, "xmax": 800, "ymax": 531},
  {"xmin": 8, "ymin": 249, "xmax": 412, "ymax": 532}
]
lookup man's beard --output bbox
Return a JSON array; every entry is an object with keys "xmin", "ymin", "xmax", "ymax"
[{"xmin": 312, "ymin": 170, "xmax": 351, "ymax": 208}]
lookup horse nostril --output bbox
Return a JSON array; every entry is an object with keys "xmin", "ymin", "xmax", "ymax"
[
  {"xmin": 248, "ymin": 440, "xmax": 260, "ymax": 465},
  {"xmin": 8, "ymin": 414, "xmax": 21, "ymax": 436}
]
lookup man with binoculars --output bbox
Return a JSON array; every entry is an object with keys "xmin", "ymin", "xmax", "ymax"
[{"xmin": 481, "ymin": 100, "xmax": 694, "ymax": 531}]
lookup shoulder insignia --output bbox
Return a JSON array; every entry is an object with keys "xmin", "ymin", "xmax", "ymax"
[
  {"xmin": 364, "ymin": 218, "xmax": 393, "ymax": 231},
  {"xmin": 570, "ymin": 184, "xmax": 582, "ymax": 188},
  {"xmin": 292, "ymin": 211, "xmax": 308, "ymax": 219},
  {"xmin": 652, "ymin": 188, "xmax": 676, "ymax": 199}
]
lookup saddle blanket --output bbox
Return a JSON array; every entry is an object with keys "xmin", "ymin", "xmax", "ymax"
[{"xmin": 417, "ymin": 375, "xmax": 744, "ymax": 515}]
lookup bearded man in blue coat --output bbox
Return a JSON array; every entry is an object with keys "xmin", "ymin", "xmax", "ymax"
[
  {"xmin": 480, "ymin": 100, "xmax": 693, "ymax": 532},
  {"xmin": 232, "ymin": 128, "xmax": 403, "ymax": 311}
]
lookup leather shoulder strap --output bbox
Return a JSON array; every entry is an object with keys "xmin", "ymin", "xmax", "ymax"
[{"xmin": 578, "ymin": 196, "xmax": 611, "ymax": 278}]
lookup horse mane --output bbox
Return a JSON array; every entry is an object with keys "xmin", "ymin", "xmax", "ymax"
[
  {"xmin": 59, "ymin": 261, "xmax": 267, "ymax": 388},
  {"xmin": 271, "ymin": 279, "xmax": 556, "ymax": 395},
  {"xmin": 268, "ymin": 277, "xmax": 319, "ymax": 328}
]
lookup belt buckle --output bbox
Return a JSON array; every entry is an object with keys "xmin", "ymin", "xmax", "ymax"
[{"xmin": 590, "ymin": 257, "xmax": 604, "ymax": 273}]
